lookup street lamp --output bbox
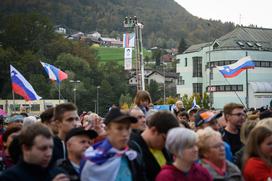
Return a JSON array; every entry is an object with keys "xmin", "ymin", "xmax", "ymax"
[
  {"xmin": 96, "ymin": 86, "xmax": 100, "ymax": 115},
  {"xmin": 69, "ymin": 80, "xmax": 80, "ymax": 106}
]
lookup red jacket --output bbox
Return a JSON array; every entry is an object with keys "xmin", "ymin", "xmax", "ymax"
[
  {"xmin": 243, "ymin": 157, "xmax": 272, "ymax": 181},
  {"xmin": 156, "ymin": 163, "xmax": 213, "ymax": 181}
]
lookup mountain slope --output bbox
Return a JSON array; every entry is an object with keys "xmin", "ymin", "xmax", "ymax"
[{"xmin": 0, "ymin": 0, "xmax": 235, "ymax": 47}]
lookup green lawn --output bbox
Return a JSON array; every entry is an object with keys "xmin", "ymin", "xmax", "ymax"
[{"xmin": 94, "ymin": 46, "xmax": 152, "ymax": 65}]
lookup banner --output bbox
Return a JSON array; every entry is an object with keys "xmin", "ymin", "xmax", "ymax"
[
  {"xmin": 124, "ymin": 48, "xmax": 132, "ymax": 70},
  {"xmin": 123, "ymin": 33, "xmax": 135, "ymax": 48}
]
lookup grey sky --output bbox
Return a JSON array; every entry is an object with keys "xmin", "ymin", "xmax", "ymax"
[{"xmin": 175, "ymin": 0, "xmax": 271, "ymax": 28}]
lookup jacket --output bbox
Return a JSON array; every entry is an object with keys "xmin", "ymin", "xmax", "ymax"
[
  {"xmin": 57, "ymin": 159, "xmax": 80, "ymax": 181},
  {"xmin": 0, "ymin": 160, "xmax": 65, "ymax": 181},
  {"xmin": 200, "ymin": 159, "xmax": 242, "ymax": 181},
  {"xmin": 156, "ymin": 163, "xmax": 213, "ymax": 181},
  {"xmin": 128, "ymin": 132, "xmax": 173, "ymax": 181}
]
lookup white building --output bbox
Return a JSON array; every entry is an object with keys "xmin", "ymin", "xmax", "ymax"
[
  {"xmin": 176, "ymin": 26, "xmax": 272, "ymax": 109},
  {"xmin": 0, "ymin": 99, "xmax": 67, "ymax": 115}
]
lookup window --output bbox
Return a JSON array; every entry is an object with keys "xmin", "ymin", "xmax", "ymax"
[
  {"xmin": 185, "ymin": 58, "xmax": 187, "ymax": 67},
  {"xmin": 225, "ymin": 85, "xmax": 231, "ymax": 91},
  {"xmin": 210, "ymin": 68, "xmax": 213, "ymax": 80},
  {"xmin": 9, "ymin": 104, "xmax": 20, "ymax": 112},
  {"xmin": 193, "ymin": 83, "xmax": 203, "ymax": 95},
  {"xmin": 246, "ymin": 42, "xmax": 253, "ymax": 47},
  {"xmin": 218, "ymin": 61, "xmax": 224, "ymax": 66},
  {"xmin": 31, "ymin": 104, "xmax": 40, "ymax": 112},
  {"xmin": 192, "ymin": 57, "xmax": 202, "ymax": 77},
  {"xmin": 237, "ymin": 41, "xmax": 244, "ymax": 47},
  {"xmin": 178, "ymin": 76, "xmax": 185, "ymax": 85},
  {"xmin": 256, "ymin": 43, "xmax": 262, "ymax": 47}
]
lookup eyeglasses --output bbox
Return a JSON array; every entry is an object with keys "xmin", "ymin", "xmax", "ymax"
[{"xmin": 230, "ymin": 113, "xmax": 246, "ymax": 117}]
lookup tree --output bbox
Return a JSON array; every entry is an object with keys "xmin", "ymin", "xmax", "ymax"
[
  {"xmin": 0, "ymin": 13, "xmax": 54, "ymax": 54},
  {"xmin": 147, "ymin": 80, "xmax": 162, "ymax": 102},
  {"xmin": 178, "ymin": 37, "xmax": 188, "ymax": 54}
]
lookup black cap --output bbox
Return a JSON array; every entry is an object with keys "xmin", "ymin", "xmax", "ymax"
[
  {"xmin": 104, "ymin": 107, "xmax": 137, "ymax": 125},
  {"xmin": 65, "ymin": 127, "xmax": 98, "ymax": 143}
]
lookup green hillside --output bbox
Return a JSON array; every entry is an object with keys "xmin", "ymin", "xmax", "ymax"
[
  {"xmin": 94, "ymin": 46, "xmax": 152, "ymax": 65},
  {"xmin": 0, "ymin": 0, "xmax": 235, "ymax": 48}
]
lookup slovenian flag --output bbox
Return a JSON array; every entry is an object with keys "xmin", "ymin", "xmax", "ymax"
[
  {"xmin": 10, "ymin": 65, "xmax": 41, "ymax": 101},
  {"xmin": 123, "ymin": 33, "xmax": 135, "ymax": 48},
  {"xmin": 40, "ymin": 62, "xmax": 68, "ymax": 83},
  {"xmin": 217, "ymin": 56, "xmax": 255, "ymax": 78}
]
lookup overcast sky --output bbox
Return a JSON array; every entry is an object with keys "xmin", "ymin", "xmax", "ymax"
[{"xmin": 175, "ymin": 0, "xmax": 271, "ymax": 28}]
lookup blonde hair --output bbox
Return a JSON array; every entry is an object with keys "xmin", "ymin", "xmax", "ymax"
[
  {"xmin": 240, "ymin": 120, "xmax": 257, "ymax": 144},
  {"xmin": 257, "ymin": 118, "xmax": 272, "ymax": 128},
  {"xmin": 196, "ymin": 127, "xmax": 222, "ymax": 158}
]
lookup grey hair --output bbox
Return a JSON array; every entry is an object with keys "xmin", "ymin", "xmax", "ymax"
[{"xmin": 166, "ymin": 127, "xmax": 197, "ymax": 158}]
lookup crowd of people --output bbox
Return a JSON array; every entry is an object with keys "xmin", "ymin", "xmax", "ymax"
[{"xmin": 0, "ymin": 90, "xmax": 271, "ymax": 181}]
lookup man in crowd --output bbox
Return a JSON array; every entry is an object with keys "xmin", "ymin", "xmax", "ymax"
[
  {"xmin": 0, "ymin": 123, "xmax": 69, "ymax": 181},
  {"xmin": 57, "ymin": 127, "xmax": 98, "ymax": 181},
  {"xmin": 129, "ymin": 110, "xmax": 179, "ymax": 181},
  {"xmin": 51, "ymin": 103, "xmax": 79, "ymax": 165},
  {"xmin": 40, "ymin": 107, "xmax": 58, "ymax": 135},
  {"xmin": 129, "ymin": 107, "xmax": 146, "ymax": 131},
  {"xmin": 222, "ymin": 103, "xmax": 245, "ymax": 155}
]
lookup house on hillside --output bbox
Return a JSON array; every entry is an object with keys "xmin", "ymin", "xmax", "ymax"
[
  {"xmin": 176, "ymin": 26, "xmax": 272, "ymax": 109},
  {"xmin": 101, "ymin": 37, "xmax": 123, "ymax": 47},
  {"xmin": 129, "ymin": 70, "xmax": 178, "ymax": 88}
]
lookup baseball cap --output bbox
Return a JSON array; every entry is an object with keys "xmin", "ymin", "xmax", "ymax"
[
  {"xmin": 195, "ymin": 110, "xmax": 222, "ymax": 127},
  {"xmin": 65, "ymin": 127, "xmax": 98, "ymax": 143},
  {"xmin": 104, "ymin": 107, "xmax": 137, "ymax": 125}
]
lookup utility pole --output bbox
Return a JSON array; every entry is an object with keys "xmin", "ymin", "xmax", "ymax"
[{"xmin": 123, "ymin": 16, "xmax": 145, "ymax": 91}]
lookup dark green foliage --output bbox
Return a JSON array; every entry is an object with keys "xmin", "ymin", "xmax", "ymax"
[
  {"xmin": 0, "ymin": 0, "xmax": 235, "ymax": 48},
  {"xmin": 178, "ymin": 38, "xmax": 188, "ymax": 54},
  {"xmin": 0, "ymin": 12, "xmax": 132, "ymax": 115}
]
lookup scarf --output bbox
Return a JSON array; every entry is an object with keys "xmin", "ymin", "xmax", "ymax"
[{"xmin": 80, "ymin": 139, "xmax": 137, "ymax": 181}]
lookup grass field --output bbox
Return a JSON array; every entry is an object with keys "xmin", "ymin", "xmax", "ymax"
[{"xmin": 94, "ymin": 46, "xmax": 152, "ymax": 65}]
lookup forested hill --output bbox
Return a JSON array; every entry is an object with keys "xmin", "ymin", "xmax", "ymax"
[{"xmin": 0, "ymin": 0, "xmax": 235, "ymax": 48}]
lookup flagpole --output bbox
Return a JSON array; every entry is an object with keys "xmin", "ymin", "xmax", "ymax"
[
  {"xmin": 223, "ymin": 77, "xmax": 246, "ymax": 107},
  {"xmin": 12, "ymin": 90, "xmax": 15, "ymax": 113},
  {"xmin": 58, "ymin": 83, "xmax": 61, "ymax": 104},
  {"xmin": 245, "ymin": 51, "xmax": 249, "ymax": 109}
]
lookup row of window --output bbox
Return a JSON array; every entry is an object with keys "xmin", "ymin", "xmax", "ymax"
[
  {"xmin": 8, "ymin": 104, "xmax": 41, "ymax": 112},
  {"xmin": 206, "ymin": 60, "xmax": 272, "ymax": 68},
  {"xmin": 206, "ymin": 85, "xmax": 243, "ymax": 92}
]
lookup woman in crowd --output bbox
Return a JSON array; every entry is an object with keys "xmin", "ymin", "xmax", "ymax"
[
  {"xmin": 243, "ymin": 124, "xmax": 272, "ymax": 181},
  {"xmin": 173, "ymin": 100, "xmax": 185, "ymax": 116},
  {"xmin": 133, "ymin": 90, "xmax": 152, "ymax": 115},
  {"xmin": 156, "ymin": 127, "xmax": 212, "ymax": 181},
  {"xmin": 233, "ymin": 120, "xmax": 257, "ymax": 169},
  {"xmin": 197, "ymin": 127, "xmax": 242, "ymax": 180}
]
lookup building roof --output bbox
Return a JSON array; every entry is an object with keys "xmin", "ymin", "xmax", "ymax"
[
  {"xmin": 184, "ymin": 42, "xmax": 212, "ymax": 53},
  {"xmin": 147, "ymin": 70, "xmax": 178, "ymax": 78},
  {"xmin": 214, "ymin": 26, "xmax": 272, "ymax": 51},
  {"xmin": 183, "ymin": 26, "xmax": 272, "ymax": 53}
]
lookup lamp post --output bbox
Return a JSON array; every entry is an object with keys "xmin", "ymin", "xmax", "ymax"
[
  {"xmin": 69, "ymin": 80, "xmax": 80, "ymax": 106},
  {"xmin": 96, "ymin": 86, "xmax": 100, "ymax": 115}
]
